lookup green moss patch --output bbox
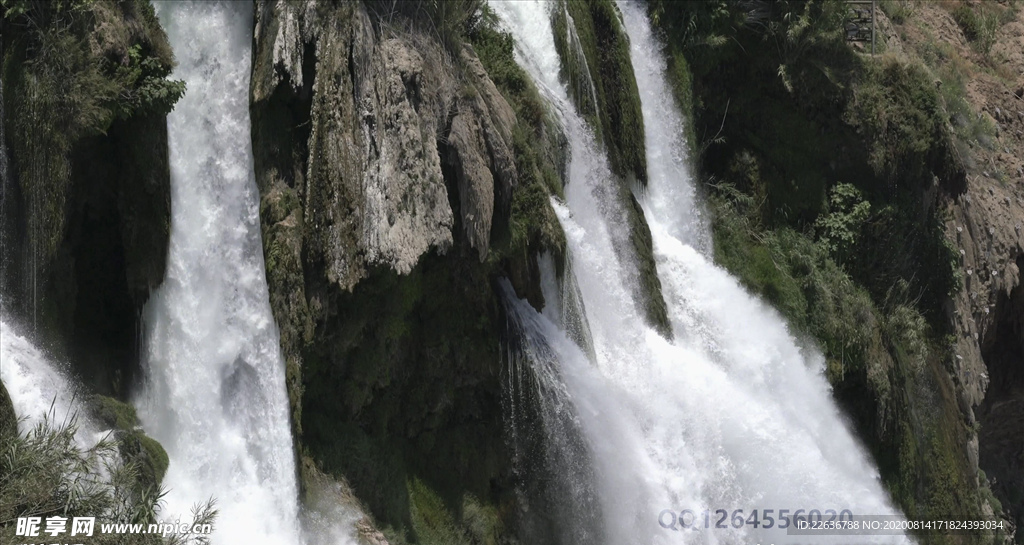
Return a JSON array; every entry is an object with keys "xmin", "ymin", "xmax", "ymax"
[{"xmin": 556, "ymin": 0, "xmax": 647, "ymax": 186}]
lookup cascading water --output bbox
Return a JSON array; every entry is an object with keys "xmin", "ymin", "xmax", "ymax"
[
  {"xmin": 134, "ymin": 3, "xmax": 316, "ymax": 544},
  {"xmin": 1, "ymin": 320, "xmax": 98, "ymax": 439},
  {"xmin": 492, "ymin": 2, "xmax": 912, "ymax": 543}
]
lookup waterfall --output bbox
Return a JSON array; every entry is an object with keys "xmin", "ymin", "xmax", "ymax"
[
  {"xmin": 561, "ymin": 8, "xmax": 600, "ymax": 120},
  {"xmin": 134, "ymin": 3, "xmax": 322, "ymax": 544},
  {"xmin": 492, "ymin": 2, "xmax": 912, "ymax": 544},
  {"xmin": 0, "ymin": 320, "xmax": 100, "ymax": 442}
]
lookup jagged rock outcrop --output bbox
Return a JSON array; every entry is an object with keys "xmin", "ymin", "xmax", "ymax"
[
  {"xmin": 251, "ymin": 0, "xmax": 532, "ymax": 427},
  {"xmin": 447, "ymin": 46, "xmax": 518, "ymax": 256},
  {"xmin": 250, "ymin": 1, "xmax": 537, "ymax": 540},
  {"xmin": 944, "ymin": 37, "xmax": 1024, "ymax": 530},
  {"xmin": 252, "ymin": 0, "xmax": 517, "ymax": 293}
]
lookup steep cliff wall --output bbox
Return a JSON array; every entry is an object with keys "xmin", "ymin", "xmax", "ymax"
[
  {"xmin": 250, "ymin": 2, "xmax": 566, "ymax": 542},
  {"xmin": 1, "ymin": 0, "xmax": 181, "ymax": 397}
]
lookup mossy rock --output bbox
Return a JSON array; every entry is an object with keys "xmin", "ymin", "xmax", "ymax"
[
  {"xmin": 86, "ymin": 395, "xmax": 167, "ymax": 488},
  {"xmin": 88, "ymin": 394, "xmax": 140, "ymax": 431},
  {"xmin": 548, "ymin": 0, "xmax": 670, "ymax": 335},
  {"xmin": 555, "ymin": 0, "xmax": 647, "ymax": 187},
  {"xmin": 118, "ymin": 430, "xmax": 169, "ymax": 490},
  {"xmin": 135, "ymin": 432, "xmax": 169, "ymax": 486},
  {"xmin": 623, "ymin": 188, "xmax": 671, "ymax": 337},
  {"xmin": 0, "ymin": 380, "xmax": 17, "ymax": 440}
]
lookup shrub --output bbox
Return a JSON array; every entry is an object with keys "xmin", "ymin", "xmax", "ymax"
[
  {"xmin": 951, "ymin": 4, "xmax": 1000, "ymax": 55},
  {"xmin": 0, "ymin": 411, "xmax": 216, "ymax": 545},
  {"xmin": 846, "ymin": 55, "xmax": 944, "ymax": 184},
  {"xmin": 881, "ymin": 0, "xmax": 916, "ymax": 25},
  {"xmin": 815, "ymin": 183, "xmax": 871, "ymax": 260}
]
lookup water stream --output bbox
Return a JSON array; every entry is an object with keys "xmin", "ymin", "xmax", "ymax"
[
  {"xmin": 135, "ymin": 3, "xmax": 303, "ymax": 543},
  {"xmin": 492, "ymin": 2, "xmax": 912, "ymax": 543}
]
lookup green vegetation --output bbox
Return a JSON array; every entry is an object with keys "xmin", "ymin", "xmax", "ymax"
[
  {"xmin": 2, "ymin": 0, "xmax": 181, "ymax": 365},
  {"xmin": 470, "ymin": 20, "xmax": 567, "ymax": 264},
  {"xmin": 845, "ymin": 56, "xmax": 945, "ymax": 184},
  {"xmin": 880, "ymin": 0, "xmax": 917, "ymax": 25},
  {"xmin": 85, "ymin": 395, "xmax": 170, "ymax": 501},
  {"xmin": 648, "ymin": 0, "xmax": 991, "ymax": 541},
  {"xmin": 90, "ymin": 394, "xmax": 140, "ymax": 431},
  {"xmin": 0, "ymin": 411, "xmax": 215, "ymax": 545},
  {"xmin": 553, "ymin": 0, "xmax": 647, "ymax": 186},
  {"xmin": 951, "ymin": 2, "xmax": 1013, "ymax": 56},
  {"xmin": 709, "ymin": 187, "xmax": 982, "ymax": 543}
]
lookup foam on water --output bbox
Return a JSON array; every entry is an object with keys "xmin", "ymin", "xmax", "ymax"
[{"xmin": 492, "ymin": 2, "xmax": 912, "ymax": 543}]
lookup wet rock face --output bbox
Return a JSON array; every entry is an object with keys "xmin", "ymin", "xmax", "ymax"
[
  {"xmin": 298, "ymin": 2, "xmax": 454, "ymax": 291},
  {"xmin": 251, "ymin": 0, "xmax": 523, "ymax": 430},
  {"xmin": 354, "ymin": 37, "xmax": 454, "ymax": 277},
  {"xmin": 250, "ymin": 3, "xmax": 526, "ymax": 535},
  {"xmin": 252, "ymin": 1, "xmax": 517, "ymax": 294},
  {"xmin": 446, "ymin": 45, "xmax": 518, "ymax": 257}
]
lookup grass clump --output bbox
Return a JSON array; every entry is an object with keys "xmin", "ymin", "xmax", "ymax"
[
  {"xmin": 365, "ymin": 0, "xmax": 488, "ymax": 56},
  {"xmin": 881, "ymin": 0, "xmax": 917, "ymax": 25},
  {"xmin": 89, "ymin": 394, "xmax": 139, "ymax": 431},
  {"xmin": 951, "ymin": 3, "xmax": 1004, "ymax": 56},
  {"xmin": 0, "ymin": 411, "xmax": 216, "ymax": 544},
  {"xmin": 846, "ymin": 55, "xmax": 945, "ymax": 185}
]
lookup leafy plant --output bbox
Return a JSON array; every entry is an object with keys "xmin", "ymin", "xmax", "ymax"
[
  {"xmin": 952, "ymin": 4, "xmax": 1000, "ymax": 55},
  {"xmin": 109, "ymin": 44, "xmax": 186, "ymax": 120},
  {"xmin": 0, "ymin": 410, "xmax": 217, "ymax": 544},
  {"xmin": 816, "ymin": 182, "xmax": 871, "ymax": 260}
]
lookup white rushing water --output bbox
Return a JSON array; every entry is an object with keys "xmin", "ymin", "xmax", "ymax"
[
  {"xmin": 1, "ymin": 320, "xmax": 99, "ymax": 440},
  {"xmin": 492, "ymin": 2, "xmax": 912, "ymax": 544},
  {"xmin": 135, "ymin": 3, "xmax": 311, "ymax": 544}
]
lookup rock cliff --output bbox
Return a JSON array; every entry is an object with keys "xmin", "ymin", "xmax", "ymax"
[
  {"xmin": 1, "ymin": 0, "xmax": 180, "ymax": 397},
  {"xmin": 250, "ymin": 1, "xmax": 565, "ymax": 541}
]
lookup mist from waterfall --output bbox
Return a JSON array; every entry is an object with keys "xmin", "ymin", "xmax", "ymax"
[
  {"xmin": 491, "ymin": 2, "xmax": 912, "ymax": 543},
  {"xmin": 1, "ymin": 320, "xmax": 101, "ymax": 443}
]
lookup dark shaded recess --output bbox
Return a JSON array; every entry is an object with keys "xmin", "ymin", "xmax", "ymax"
[
  {"xmin": 978, "ymin": 254, "xmax": 1024, "ymax": 533},
  {"xmin": 0, "ymin": 150, "xmax": 26, "ymax": 308},
  {"xmin": 54, "ymin": 113, "xmax": 170, "ymax": 397},
  {"xmin": 250, "ymin": 42, "xmax": 315, "ymax": 198},
  {"xmin": 500, "ymin": 297, "xmax": 604, "ymax": 545},
  {"xmin": 1, "ymin": 112, "xmax": 171, "ymax": 397},
  {"xmin": 300, "ymin": 251, "xmax": 516, "ymax": 543},
  {"xmin": 248, "ymin": 35, "xmax": 315, "ymax": 448}
]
